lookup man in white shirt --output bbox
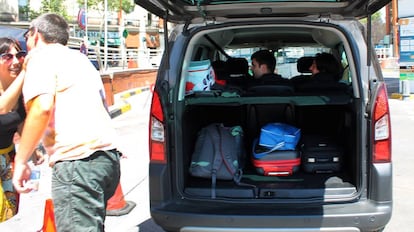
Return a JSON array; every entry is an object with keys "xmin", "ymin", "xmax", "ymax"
[{"xmin": 12, "ymin": 13, "xmax": 121, "ymax": 232}]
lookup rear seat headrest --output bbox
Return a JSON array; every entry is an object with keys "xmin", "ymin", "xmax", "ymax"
[
  {"xmin": 296, "ymin": 56, "xmax": 314, "ymax": 73},
  {"xmin": 226, "ymin": 57, "xmax": 249, "ymax": 77},
  {"xmin": 211, "ymin": 60, "xmax": 227, "ymax": 80}
]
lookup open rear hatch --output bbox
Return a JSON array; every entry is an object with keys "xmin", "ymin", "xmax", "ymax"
[{"xmin": 134, "ymin": 0, "xmax": 391, "ymax": 23}]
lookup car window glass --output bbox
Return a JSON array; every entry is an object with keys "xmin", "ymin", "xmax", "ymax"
[{"xmin": 340, "ymin": 48, "xmax": 352, "ymax": 83}]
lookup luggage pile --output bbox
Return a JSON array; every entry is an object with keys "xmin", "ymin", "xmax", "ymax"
[
  {"xmin": 252, "ymin": 123, "xmax": 301, "ymax": 176},
  {"xmin": 189, "ymin": 121, "xmax": 344, "ymax": 193}
]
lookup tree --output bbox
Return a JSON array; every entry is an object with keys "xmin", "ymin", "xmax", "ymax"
[
  {"xmin": 77, "ymin": 0, "xmax": 135, "ymax": 15},
  {"xmin": 19, "ymin": 0, "xmax": 69, "ymax": 21},
  {"xmin": 40, "ymin": 0, "xmax": 70, "ymax": 20},
  {"xmin": 360, "ymin": 11, "xmax": 386, "ymax": 46}
]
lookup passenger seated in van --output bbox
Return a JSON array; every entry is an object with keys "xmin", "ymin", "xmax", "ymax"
[
  {"xmin": 249, "ymin": 50, "xmax": 290, "ymax": 86},
  {"xmin": 296, "ymin": 52, "xmax": 344, "ymax": 92},
  {"xmin": 309, "ymin": 52, "xmax": 341, "ymax": 82},
  {"xmin": 246, "ymin": 50, "xmax": 293, "ymax": 95},
  {"xmin": 250, "ymin": 50, "xmax": 286, "ymax": 84}
]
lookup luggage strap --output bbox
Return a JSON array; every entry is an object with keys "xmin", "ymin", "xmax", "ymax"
[{"xmin": 253, "ymin": 139, "xmax": 285, "ymax": 159}]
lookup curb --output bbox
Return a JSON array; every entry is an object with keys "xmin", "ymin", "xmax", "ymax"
[
  {"xmin": 118, "ymin": 86, "xmax": 151, "ymax": 99},
  {"xmin": 390, "ymin": 92, "xmax": 414, "ymax": 100},
  {"xmin": 109, "ymin": 86, "xmax": 152, "ymax": 118},
  {"xmin": 109, "ymin": 101, "xmax": 132, "ymax": 119}
]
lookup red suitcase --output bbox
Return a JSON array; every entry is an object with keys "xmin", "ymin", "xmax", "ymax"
[{"xmin": 252, "ymin": 141, "xmax": 301, "ymax": 176}]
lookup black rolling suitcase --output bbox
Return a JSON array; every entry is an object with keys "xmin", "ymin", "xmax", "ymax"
[{"xmin": 300, "ymin": 135, "xmax": 343, "ymax": 173}]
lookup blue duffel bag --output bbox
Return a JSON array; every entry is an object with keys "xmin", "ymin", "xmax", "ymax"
[{"xmin": 255, "ymin": 123, "xmax": 301, "ymax": 158}]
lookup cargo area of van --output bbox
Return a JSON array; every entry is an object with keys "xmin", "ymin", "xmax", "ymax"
[
  {"xmin": 164, "ymin": 23, "xmax": 366, "ymax": 202},
  {"xmin": 181, "ymin": 90, "xmax": 360, "ymax": 200}
]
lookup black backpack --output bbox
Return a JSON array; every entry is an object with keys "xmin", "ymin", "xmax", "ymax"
[{"xmin": 189, "ymin": 123, "xmax": 252, "ymax": 198}]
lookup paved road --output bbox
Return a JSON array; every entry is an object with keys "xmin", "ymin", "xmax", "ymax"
[
  {"xmin": 1, "ymin": 90, "xmax": 413, "ymax": 232},
  {"xmin": 384, "ymin": 98, "xmax": 414, "ymax": 232},
  {"xmin": 104, "ymin": 90, "xmax": 163, "ymax": 231}
]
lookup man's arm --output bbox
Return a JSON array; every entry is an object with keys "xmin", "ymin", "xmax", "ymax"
[{"xmin": 12, "ymin": 93, "xmax": 54, "ymax": 193}]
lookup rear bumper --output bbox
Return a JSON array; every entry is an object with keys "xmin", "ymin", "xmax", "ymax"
[
  {"xmin": 151, "ymin": 201, "xmax": 392, "ymax": 232},
  {"xmin": 181, "ymin": 227, "xmax": 360, "ymax": 232}
]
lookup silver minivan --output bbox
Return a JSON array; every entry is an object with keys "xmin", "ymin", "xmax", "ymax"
[{"xmin": 136, "ymin": 0, "xmax": 393, "ymax": 231}]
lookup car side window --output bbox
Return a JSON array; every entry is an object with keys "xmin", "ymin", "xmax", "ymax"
[{"xmin": 339, "ymin": 49, "xmax": 351, "ymax": 84}]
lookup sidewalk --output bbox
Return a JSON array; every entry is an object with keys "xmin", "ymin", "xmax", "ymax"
[{"xmin": 0, "ymin": 86, "xmax": 154, "ymax": 232}]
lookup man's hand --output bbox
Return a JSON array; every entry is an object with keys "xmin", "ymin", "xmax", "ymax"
[
  {"xmin": 32, "ymin": 144, "xmax": 46, "ymax": 165},
  {"xmin": 32, "ymin": 149, "xmax": 45, "ymax": 165},
  {"xmin": 12, "ymin": 162, "xmax": 34, "ymax": 193}
]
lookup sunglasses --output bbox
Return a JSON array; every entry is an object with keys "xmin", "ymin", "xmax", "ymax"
[
  {"xmin": 0, "ymin": 51, "xmax": 27, "ymax": 62},
  {"xmin": 24, "ymin": 27, "xmax": 35, "ymax": 41}
]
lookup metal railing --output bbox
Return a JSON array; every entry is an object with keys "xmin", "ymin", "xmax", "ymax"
[{"xmin": 68, "ymin": 37, "xmax": 163, "ymax": 72}]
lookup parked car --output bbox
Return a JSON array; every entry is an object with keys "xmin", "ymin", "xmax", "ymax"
[
  {"xmin": 136, "ymin": 0, "xmax": 393, "ymax": 231},
  {"xmin": 0, "ymin": 25, "xmax": 27, "ymax": 51}
]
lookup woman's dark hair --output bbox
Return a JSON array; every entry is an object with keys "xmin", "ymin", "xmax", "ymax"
[
  {"xmin": 0, "ymin": 37, "xmax": 23, "ymax": 54},
  {"xmin": 314, "ymin": 52, "xmax": 341, "ymax": 76}
]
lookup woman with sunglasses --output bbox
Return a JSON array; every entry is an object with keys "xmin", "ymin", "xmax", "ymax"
[
  {"xmin": 0, "ymin": 38, "xmax": 27, "ymax": 113},
  {"xmin": 0, "ymin": 37, "xmax": 28, "ymax": 221}
]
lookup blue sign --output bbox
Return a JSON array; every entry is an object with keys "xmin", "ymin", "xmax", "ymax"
[
  {"xmin": 399, "ymin": 17, "xmax": 414, "ymax": 64},
  {"xmin": 77, "ymin": 9, "xmax": 86, "ymax": 30}
]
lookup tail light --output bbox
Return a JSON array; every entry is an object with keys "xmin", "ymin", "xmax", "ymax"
[
  {"xmin": 372, "ymin": 84, "xmax": 392, "ymax": 163},
  {"xmin": 149, "ymin": 91, "xmax": 167, "ymax": 163}
]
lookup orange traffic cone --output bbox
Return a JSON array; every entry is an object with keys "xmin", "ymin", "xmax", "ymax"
[
  {"xmin": 106, "ymin": 183, "xmax": 136, "ymax": 216},
  {"xmin": 41, "ymin": 199, "xmax": 56, "ymax": 232}
]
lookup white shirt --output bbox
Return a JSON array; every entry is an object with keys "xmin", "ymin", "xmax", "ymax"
[{"xmin": 23, "ymin": 44, "xmax": 118, "ymax": 165}]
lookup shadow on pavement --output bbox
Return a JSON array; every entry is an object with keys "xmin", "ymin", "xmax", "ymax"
[{"xmin": 139, "ymin": 218, "xmax": 165, "ymax": 232}]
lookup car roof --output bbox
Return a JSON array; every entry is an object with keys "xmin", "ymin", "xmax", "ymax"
[
  {"xmin": 0, "ymin": 26, "xmax": 27, "ymax": 51},
  {"xmin": 134, "ymin": 0, "xmax": 391, "ymax": 24}
]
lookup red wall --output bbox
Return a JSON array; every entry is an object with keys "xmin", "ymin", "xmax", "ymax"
[{"xmin": 101, "ymin": 69, "xmax": 157, "ymax": 106}]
